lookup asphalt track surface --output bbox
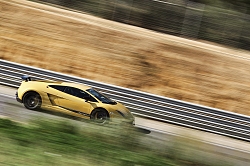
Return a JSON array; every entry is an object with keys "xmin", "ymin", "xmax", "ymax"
[{"xmin": 0, "ymin": 85, "xmax": 250, "ymax": 166}]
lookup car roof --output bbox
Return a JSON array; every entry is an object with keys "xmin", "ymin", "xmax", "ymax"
[
  {"xmin": 34, "ymin": 80, "xmax": 91, "ymax": 90},
  {"xmin": 60, "ymin": 82, "xmax": 91, "ymax": 90}
]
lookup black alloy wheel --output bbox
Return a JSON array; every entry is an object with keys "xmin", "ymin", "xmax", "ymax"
[
  {"xmin": 23, "ymin": 92, "xmax": 42, "ymax": 110},
  {"xmin": 91, "ymin": 109, "xmax": 109, "ymax": 124}
]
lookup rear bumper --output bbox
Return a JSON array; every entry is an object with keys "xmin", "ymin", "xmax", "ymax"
[{"xmin": 15, "ymin": 92, "xmax": 22, "ymax": 103}]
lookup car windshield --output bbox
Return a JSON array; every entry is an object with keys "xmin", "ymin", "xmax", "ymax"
[{"xmin": 86, "ymin": 88, "xmax": 116, "ymax": 104}]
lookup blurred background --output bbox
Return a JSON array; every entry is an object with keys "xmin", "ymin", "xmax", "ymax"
[
  {"xmin": 36, "ymin": 0, "xmax": 250, "ymax": 50},
  {"xmin": 1, "ymin": 1, "xmax": 250, "ymax": 165},
  {"xmin": 1, "ymin": 0, "xmax": 250, "ymax": 116}
]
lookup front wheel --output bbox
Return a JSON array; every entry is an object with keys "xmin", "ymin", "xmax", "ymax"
[
  {"xmin": 90, "ymin": 109, "xmax": 109, "ymax": 124},
  {"xmin": 23, "ymin": 92, "xmax": 42, "ymax": 110}
]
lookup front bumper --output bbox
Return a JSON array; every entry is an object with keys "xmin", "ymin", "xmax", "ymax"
[
  {"xmin": 15, "ymin": 92, "xmax": 22, "ymax": 103},
  {"xmin": 121, "ymin": 117, "xmax": 135, "ymax": 126},
  {"xmin": 108, "ymin": 116, "xmax": 135, "ymax": 126}
]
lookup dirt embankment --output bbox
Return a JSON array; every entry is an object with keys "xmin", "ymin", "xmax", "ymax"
[{"xmin": 1, "ymin": 0, "xmax": 250, "ymax": 116}]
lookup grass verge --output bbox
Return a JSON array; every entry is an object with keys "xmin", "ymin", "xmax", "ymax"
[{"xmin": 0, "ymin": 118, "xmax": 231, "ymax": 166}]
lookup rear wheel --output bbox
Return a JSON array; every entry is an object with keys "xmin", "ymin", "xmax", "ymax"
[
  {"xmin": 91, "ymin": 109, "xmax": 109, "ymax": 124},
  {"xmin": 23, "ymin": 92, "xmax": 42, "ymax": 110}
]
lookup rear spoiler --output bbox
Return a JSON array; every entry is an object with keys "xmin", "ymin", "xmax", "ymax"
[{"xmin": 21, "ymin": 75, "xmax": 32, "ymax": 82}]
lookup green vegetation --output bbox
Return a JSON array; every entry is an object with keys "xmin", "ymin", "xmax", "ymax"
[
  {"xmin": 0, "ymin": 118, "xmax": 230, "ymax": 166},
  {"xmin": 32, "ymin": 0, "xmax": 250, "ymax": 50}
]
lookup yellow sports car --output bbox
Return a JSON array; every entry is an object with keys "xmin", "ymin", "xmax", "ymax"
[{"xmin": 16, "ymin": 76, "xmax": 134, "ymax": 124}]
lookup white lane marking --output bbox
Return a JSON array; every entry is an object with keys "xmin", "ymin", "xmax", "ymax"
[
  {"xmin": 0, "ymin": 93, "xmax": 15, "ymax": 99},
  {"xmin": 136, "ymin": 124, "xmax": 250, "ymax": 155},
  {"xmin": 0, "ymin": 115, "xmax": 8, "ymax": 119}
]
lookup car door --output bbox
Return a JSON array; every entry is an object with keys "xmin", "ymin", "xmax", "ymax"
[
  {"xmin": 46, "ymin": 85, "xmax": 65, "ymax": 106},
  {"xmin": 56, "ymin": 86, "xmax": 91, "ymax": 117}
]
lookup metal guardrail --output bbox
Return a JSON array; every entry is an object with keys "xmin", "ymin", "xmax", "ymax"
[{"xmin": 0, "ymin": 59, "xmax": 250, "ymax": 142}]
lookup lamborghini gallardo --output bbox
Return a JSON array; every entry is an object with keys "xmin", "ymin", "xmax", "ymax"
[{"xmin": 16, "ymin": 76, "xmax": 134, "ymax": 124}]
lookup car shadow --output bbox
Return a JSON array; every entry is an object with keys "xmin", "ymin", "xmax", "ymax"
[{"xmin": 135, "ymin": 127, "xmax": 151, "ymax": 134}]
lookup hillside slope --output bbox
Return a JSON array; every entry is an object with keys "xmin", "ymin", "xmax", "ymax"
[{"xmin": 1, "ymin": 0, "xmax": 250, "ymax": 115}]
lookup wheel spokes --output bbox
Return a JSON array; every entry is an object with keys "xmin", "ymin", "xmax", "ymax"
[
  {"xmin": 27, "ymin": 95, "xmax": 39, "ymax": 108},
  {"xmin": 95, "ymin": 112, "xmax": 107, "ymax": 123}
]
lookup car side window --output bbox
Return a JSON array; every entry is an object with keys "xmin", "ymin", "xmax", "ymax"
[
  {"xmin": 64, "ymin": 87, "xmax": 98, "ymax": 102},
  {"xmin": 49, "ymin": 85, "xmax": 66, "ymax": 92},
  {"xmin": 77, "ymin": 90, "xmax": 89, "ymax": 99},
  {"xmin": 64, "ymin": 87, "xmax": 79, "ymax": 97},
  {"xmin": 64, "ymin": 87, "xmax": 87, "ymax": 98}
]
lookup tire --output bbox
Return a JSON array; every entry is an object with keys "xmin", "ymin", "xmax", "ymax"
[
  {"xmin": 23, "ymin": 92, "xmax": 42, "ymax": 110},
  {"xmin": 90, "ymin": 109, "xmax": 109, "ymax": 124}
]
